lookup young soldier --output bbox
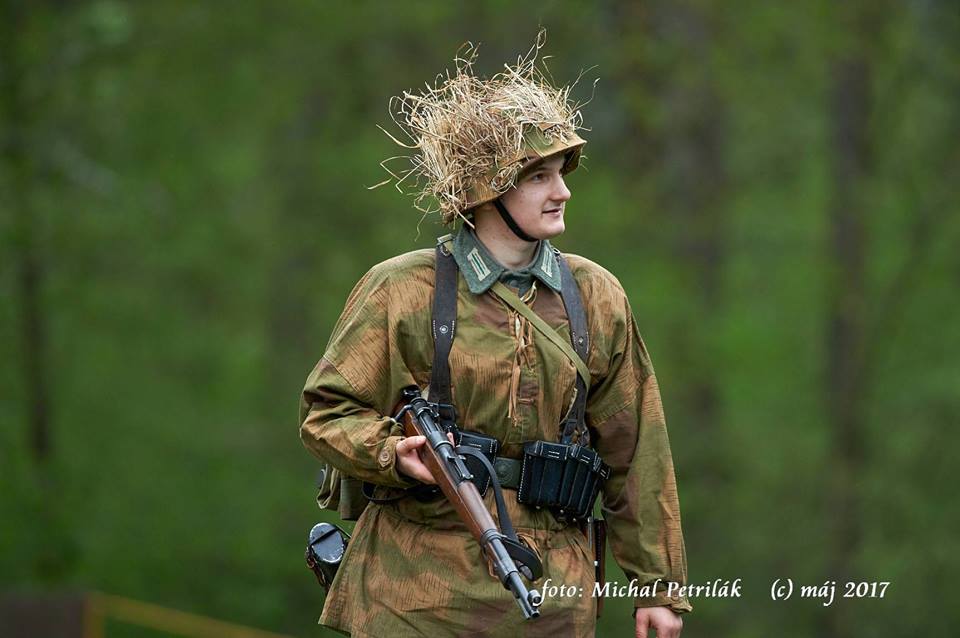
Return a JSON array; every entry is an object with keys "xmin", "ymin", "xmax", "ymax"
[{"xmin": 300, "ymin": 39, "xmax": 690, "ymax": 637}]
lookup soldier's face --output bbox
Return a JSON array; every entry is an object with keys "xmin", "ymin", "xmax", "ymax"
[{"xmin": 500, "ymin": 154, "xmax": 572, "ymax": 240}]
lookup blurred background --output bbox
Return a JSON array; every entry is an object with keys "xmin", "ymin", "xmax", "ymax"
[{"xmin": 2, "ymin": 1, "xmax": 958, "ymax": 636}]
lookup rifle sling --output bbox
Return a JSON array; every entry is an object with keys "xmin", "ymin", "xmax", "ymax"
[{"xmin": 457, "ymin": 445, "xmax": 543, "ymax": 581}]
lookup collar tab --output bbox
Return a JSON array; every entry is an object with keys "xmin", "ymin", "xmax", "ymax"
[{"xmin": 447, "ymin": 228, "xmax": 562, "ymax": 295}]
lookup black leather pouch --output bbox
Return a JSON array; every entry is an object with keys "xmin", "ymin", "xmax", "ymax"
[
  {"xmin": 562, "ymin": 445, "xmax": 610, "ymax": 520},
  {"xmin": 519, "ymin": 440, "xmax": 571, "ymax": 506},
  {"xmin": 519, "ymin": 441, "xmax": 611, "ymax": 521},
  {"xmin": 455, "ymin": 429, "xmax": 500, "ymax": 496}
]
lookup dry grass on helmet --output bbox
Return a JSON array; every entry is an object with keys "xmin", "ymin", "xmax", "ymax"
[{"xmin": 373, "ymin": 31, "xmax": 588, "ymax": 225}]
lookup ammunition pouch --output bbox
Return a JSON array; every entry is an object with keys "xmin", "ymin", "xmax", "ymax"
[
  {"xmin": 454, "ymin": 429, "xmax": 499, "ymax": 496},
  {"xmin": 517, "ymin": 441, "xmax": 610, "ymax": 522},
  {"xmin": 408, "ymin": 436, "xmax": 609, "ymax": 523},
  {"xmin": 410, "ymin": 427, "xmax": 499, "ymax": 501}
]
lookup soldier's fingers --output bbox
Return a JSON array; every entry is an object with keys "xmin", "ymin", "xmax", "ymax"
[
  {"xmin": 397, "ymin": 435, "xmax": 426, "ymax": 454},
  {"xmin": 635, "ymin": 613, "xmax": 649, "ymax": 638},
  {"xmin": 397, "ymin": 455, "xmax": 434, "ymax": 484},
  {"xmin": 395, "ymin": 437, "xmax": 432, "ymax": 483},
  {"xmin": 410, "ymin": 453, "xmax": 436, "ymax": 484},
  {"xmin": 409, "ymin": 463, "xmax": 435, "ymax": 484},
  {"xmin": 656, "ymin": 615, "xmax": 682, "ymax": 638},
  {"xmin": 397, "ymin": 436, "xmax": 441, "ymax": 484}
]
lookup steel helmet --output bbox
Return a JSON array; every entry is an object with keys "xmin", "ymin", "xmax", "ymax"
[{"xmin": 376, "ymin": 33, "xmax": 588, "ymax": 226}]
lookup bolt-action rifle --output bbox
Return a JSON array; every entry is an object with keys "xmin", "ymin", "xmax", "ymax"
[{"xmin": 395, "ymin": 386, "xmax": 544, "ymax": 619}]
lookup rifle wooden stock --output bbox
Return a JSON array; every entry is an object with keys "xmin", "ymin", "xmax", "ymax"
[
  {"xmin": 397, "ymin": 393, "xmax": 541, "ymax": 619},
  {"xmin": 400, "ymin": 413, "xmax": 495, "ymax": 537}
]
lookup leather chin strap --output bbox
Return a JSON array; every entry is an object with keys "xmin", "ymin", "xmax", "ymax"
[{"xmin": 493, "ymin": 198, "xmax": 538, "ymax": 243}]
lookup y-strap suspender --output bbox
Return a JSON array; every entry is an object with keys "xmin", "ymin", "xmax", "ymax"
[
  {"xmin": 554, "ymin": 248, "xmax": 591, "ymax": 446},
  {"xmin": 428, "ymin": 239, "xmax": 459, "ymax": 406},
  {"xmin": 428, "ymin": 239, "xmax": 591, "ymax": 444}
]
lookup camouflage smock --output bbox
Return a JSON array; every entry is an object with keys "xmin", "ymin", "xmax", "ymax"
[{"xmin": 300, "ymin": 236, "xmax": 691, "ymax": 637}]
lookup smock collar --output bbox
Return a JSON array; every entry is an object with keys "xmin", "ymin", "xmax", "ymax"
[{"xmin": 448, "ymin": 226, "xmax": 562, "ymax": 295}]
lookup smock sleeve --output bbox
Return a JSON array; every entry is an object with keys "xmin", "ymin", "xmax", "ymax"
[
  {"xmin": 586, "ymin": 289, "xmax": 692, "ymax": 615},
  {"xmin": 299, "ymin": 265, "xmax": 419, "ymax": 489}
]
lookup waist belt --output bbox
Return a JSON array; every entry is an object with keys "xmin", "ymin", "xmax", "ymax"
[
  {"xmin": 411, "ymin": 432, "xmax": 522, "ymax": 495},
  {"xmin": 445, "ymin": 427, "xmax": 609, "ymax": 522}
]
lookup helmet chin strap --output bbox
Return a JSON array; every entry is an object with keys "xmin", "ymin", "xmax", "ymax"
[{"xmin": 493, "ymin": 198, "xmax": 538, "ymax": 243}]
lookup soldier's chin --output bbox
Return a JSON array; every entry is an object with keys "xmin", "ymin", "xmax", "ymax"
[{"xmin": 540, "ymin": 217, "xmax": 565, "ymax": 239}]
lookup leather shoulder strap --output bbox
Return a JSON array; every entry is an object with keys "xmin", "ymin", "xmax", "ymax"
[
  {"xmin": 429, "ymin": 240, "xmax": 458, "ymax": 404},
  {"xmin": 554, "ymin": 250, "xmax": 591, "ymax": 445},
  {"xmin": 555, "ymin": 249, "xmax": 590, "ymax": 364}
]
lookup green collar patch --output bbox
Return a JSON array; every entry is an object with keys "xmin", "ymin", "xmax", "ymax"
[{"xmin": 448, "ymin": 227, "xmax": 562, "ymax": 295}]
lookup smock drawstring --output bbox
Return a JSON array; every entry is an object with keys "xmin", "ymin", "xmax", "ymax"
[{"xmin": 507, "ymin": 282, "xmax": 538, "ymax": 424}]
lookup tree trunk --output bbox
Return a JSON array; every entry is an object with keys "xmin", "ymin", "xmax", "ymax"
[
  {"xmin": 822, "ymin": 16, "xmax": 875, "ymax": 638},
  {"xmin": 608, "ymin": 0, "xmax": 729, "ymax": 556},
  {"xmin": 649, "ymin": 0, "xmax": 729, "ymax": 486},
  {"xmin": 2, "ymin": 0, "xmax": 51, "ymax": 466}
]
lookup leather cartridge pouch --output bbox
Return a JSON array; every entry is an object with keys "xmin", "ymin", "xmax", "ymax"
[
  {"xmin": 409, "ymin": 427, "xmax": 499, "ymax": 502},
  {"xmin": 518, "ymin": 441, "xmax": 611, "ymax": 521},
  {"xmin": 454, "ymin": 429, "xmax": 500, "ymax": 496}
]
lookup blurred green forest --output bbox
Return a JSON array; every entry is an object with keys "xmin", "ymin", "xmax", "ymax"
[{"xmin": 2, "ymin": 1, "xmax": 958, "ymax": 637}]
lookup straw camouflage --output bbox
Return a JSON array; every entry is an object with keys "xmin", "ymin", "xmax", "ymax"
[{"xmin": 374, "ymin": 30, "xmax": 588, "ymax": 225}]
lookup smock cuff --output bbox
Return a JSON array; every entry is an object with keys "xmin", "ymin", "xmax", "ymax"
[
  {"xmin": 635, "ymin": 587, "xmax": 693, "ymax": 615},
  {"xmin": 377, "ymin": 435, "xmax": 419, "ymax": 489}
]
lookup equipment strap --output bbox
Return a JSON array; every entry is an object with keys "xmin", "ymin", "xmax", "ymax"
[
  {"xmin": 552, "ymin": 249, "xmax": 590, "ymax": 445},
  {"xmin": 429, "ymin": 238, "xmax": 458, "ymax": 405}
]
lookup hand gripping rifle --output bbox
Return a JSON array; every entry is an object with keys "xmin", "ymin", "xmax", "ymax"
[{"xmin": 395, "ymin": 386, "xmax": 544, "ymax": 619}]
